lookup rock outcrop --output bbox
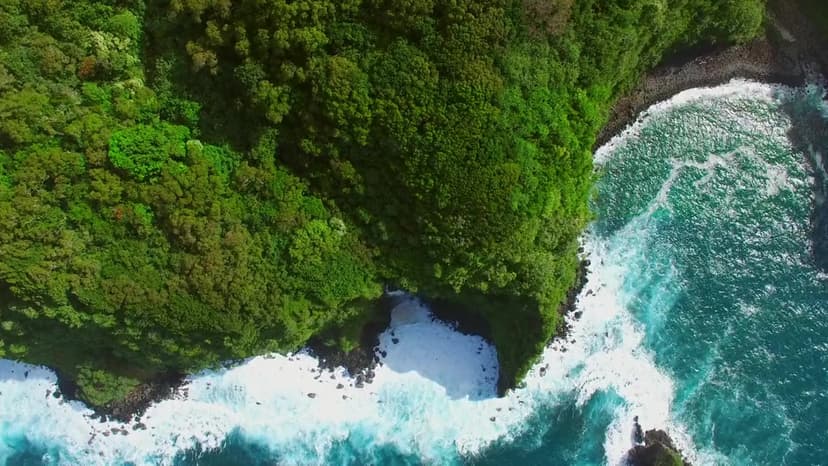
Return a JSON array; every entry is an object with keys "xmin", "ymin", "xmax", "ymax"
[{"xmin": 627, "ymin": 429, "xmax": 690, "ymax": 466}]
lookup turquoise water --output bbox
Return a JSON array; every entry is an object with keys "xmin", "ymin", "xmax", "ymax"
[
  {"xmin": 2, "ymin": 81, "xmax": 827, "ymax": 465},
  {"xmin": 591, "ymin": 83, "xmax": 828, "ymax": 466}
]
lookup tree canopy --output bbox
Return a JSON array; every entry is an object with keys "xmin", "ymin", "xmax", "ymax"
[{"xmin": 0, "ymin": 0, "xmax": 764, "ymax": 405}]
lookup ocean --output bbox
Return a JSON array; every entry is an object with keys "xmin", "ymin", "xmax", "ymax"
[{"xmin": 1, "ymin": 80, "xmax": 826, "ymax": 466}]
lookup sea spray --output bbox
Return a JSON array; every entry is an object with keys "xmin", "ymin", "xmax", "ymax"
[
  {"xmin": 0, "ymin": 235, "xmax": 698, "ymax": 466},
  {"xmin": 592, "ymin": 79, "xmax": 828, "ymax": 466},
  {"xmin": 2, "ymin": 80, "xmax": 827, "ymax": 466}
]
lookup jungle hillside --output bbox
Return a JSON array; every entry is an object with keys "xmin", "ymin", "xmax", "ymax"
[{"xmin": 0, "ymin": 0, "xmax": 764, "ymax": 407}]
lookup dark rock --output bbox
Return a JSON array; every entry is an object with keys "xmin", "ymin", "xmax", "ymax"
[
  {"xmin": 305, "ymin": 293, "xmax": 396, "ymax": 389},
  {"xmin": 53, "ymin": 368, "xmax": 186, "ymax": 424},
  {"xmin": 489, "ymin": 417, "xmax": 496, "ymax": 422},
  {"xmin": 391, "ymin": 338, "xmax": 399, "ymax": 344},
  {"xmin": 596, "ymin": 0, "xmax": 828, "ymax": 152},
  {"xmin": 547, "ymin": 258, "xmax": 589, "ymax": 354},
  {"xmin": 132, "ymin": 423, "xmax": 147, "ymax": 431},
  {"xmin": 423, "ymin": 297, "xmax": 494, "ymax": 343},
  {"xmin": 627, "ymin": 429, "xmax": 690, "ymax": 466},
  {"xmin": 634, "ymin": 420, "xmax": 644, "ymax": 444},
  {"xmin": 336, "ymin": 384, "xmax": 344, "ymax": 389},
  {"xmin": 539, "ymin": 366, "xmax": 547, "ymax": 377},
  {"xmin": 307, "ymin": 393, "xmax": 317, "ymax": 399}
]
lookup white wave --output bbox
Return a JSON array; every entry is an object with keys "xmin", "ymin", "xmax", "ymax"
[
  {"xmin": 0, "ymin": 299, "xmax": 509, "ymax": 466},
  {"xmin": 0, "ymin": 233, "xmax": 700, "ymax": 466},
  {"xmin": 3, "ymin": 79, "xmax": 819, "ymax": 466},
  {"xmin": 594, "ymin": 79, "xmax": 790, "ymax": 166},
  {"xmin": 0, "ymin": 206, "xmax": 700, "ymax": 463},
  {"xmin": 573, "ymin": 220, "xmax": 710, "ymax": 465},
  {"xmin": 583, "ymin": 78, "xmax": 828, "ymax": 466}
]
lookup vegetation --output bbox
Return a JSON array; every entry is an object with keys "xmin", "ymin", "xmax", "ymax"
[
  {"xmin": 0, "ymin": 0, "xmax": 764, "ymax": 406},
  {"xmin": 800, "ymin": 0, "xmax": 828, "ymax": 38}
]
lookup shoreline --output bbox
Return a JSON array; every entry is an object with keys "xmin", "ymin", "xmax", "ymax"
[
  {"xmin": 49, "ymin": 0, "xmax": 828, "ymax": 423},
  {"xmin": 53, "ymin": 369, "xmax": 186, "ymax": 424},
  {"xmin": 596, "ymin": 0, "xmax": 827, "ymax": 150}
]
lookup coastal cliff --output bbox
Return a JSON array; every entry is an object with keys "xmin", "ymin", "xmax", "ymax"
[{"xmin": 1, "ymin": 0, "xmax": 819, "ymax": 415}]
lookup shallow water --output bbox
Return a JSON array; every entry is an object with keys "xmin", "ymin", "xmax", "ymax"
[{"xmin": 1, "ymin": 80, "xmax": 826, "ymax": 465}]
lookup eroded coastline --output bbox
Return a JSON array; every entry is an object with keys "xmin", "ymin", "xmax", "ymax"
[
  {"xmin": 39, "ymin": 0, "xmax": 828, "ymax": 438},
  {"xmin": 597, "ymin": 0, "xmax": 827, "ymax": 149}
]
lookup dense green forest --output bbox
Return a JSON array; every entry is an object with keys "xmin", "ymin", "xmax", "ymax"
[
  {"xmin": 801, "ymin": 0, "xmax": 828, "ymax": 37},
  {"xmin": 0, "ymin": 0, "xmax": 764, "ymax": 407}
]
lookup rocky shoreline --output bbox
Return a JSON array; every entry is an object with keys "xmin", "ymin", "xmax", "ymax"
[
  {"xmin": 306, "ymin": 294, "xmax": 397, "ymax": 388},
  {"xmin": 552, "ymin": 257, "xmax": 590, "ymax": 340},
  {"xmin": 53, "ymin": 0, "xmax": 828, "ymax": 425},
  {"xmin": 55, "ymin": 369, "xmax": 185, "ymax": 424},
  {"xmin": 613, "ymin": 4, "xmax": 827, "ymax": 465},
  {"xmin": 309, "ymin": 256, "xmax": 590, "ymax": 394},
  {"xmin": 627, "ymin": 429, "xmax": 691, "ymax": 466},
  {"xmin": 596, "ymin": 0, "xmax": 827, "ymax": 150}
]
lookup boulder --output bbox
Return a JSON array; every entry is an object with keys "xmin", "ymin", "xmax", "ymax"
[{"xmin": 627, "ymin": 429, "xmax": 690, "ymax": 466}]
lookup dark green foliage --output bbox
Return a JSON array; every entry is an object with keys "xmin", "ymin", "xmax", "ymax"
[
  {"xmin": 0, "ymin": 0, "xmax": 765, "ymax": 406},
  {"xmin": 76, "ymin": 365, "xmax": 140, "ymax": 408},
  {"xmin": 800, "ymin": 0, "xmax": 828, "ymax": 38},
  {"xmin": 108, "ymin": 123, "xmax": 190, "ymax": 180}
]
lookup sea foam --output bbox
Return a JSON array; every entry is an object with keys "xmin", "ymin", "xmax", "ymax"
[
  {"xmin": 1, "ymin": 79, "xmax": 814, "ymax": 466},
  {"xmin": 594, "ymin": 79, "xmax": 786, "ymax": 165},
  {"xmin": 0, "ymin": 234, "xmax": 697, "ymax": 466}
]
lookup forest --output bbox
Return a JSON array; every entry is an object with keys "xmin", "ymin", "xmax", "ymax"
[{"xmin": 0, "ymin": 0, "xmax": 764, "ymax": 407}]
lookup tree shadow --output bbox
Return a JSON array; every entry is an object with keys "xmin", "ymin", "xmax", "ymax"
[{"xmin": 776, "ymin": 84, "xmax": 828, "ymax": 271}]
